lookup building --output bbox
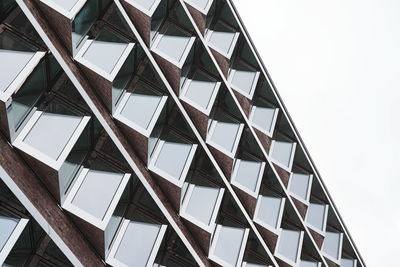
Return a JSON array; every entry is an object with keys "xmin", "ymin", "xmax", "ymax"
[{"xmin": 0, "ymin": 0, "xmax": 364, "ymax": 266}]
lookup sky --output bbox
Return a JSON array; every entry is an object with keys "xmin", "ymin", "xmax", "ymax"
[{"xmin": 232, "ymin": 0, "xmax": 400, "ymax": 265}]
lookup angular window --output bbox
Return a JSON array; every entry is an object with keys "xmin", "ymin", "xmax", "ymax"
[
  {"xmin": 207, "ymin": 114, "xmax": 244, "ymax": 157},
  {"xmin": 209, "ymin": 225, "xmax": 249, "ymax": 267},
  {"xmin": 242, "ymin": 263, "xmax": 271, "ymax": 267},
  {"xmin": 275, "ymin": 229, "xmax": 304, "ymax": 265},
  {"xmin": 205, "ymin": 21, "xmax": 240, "ymax": 59},
  {"xmin": 305, "ymin": 203, "xmax": 329, "ymax": 234},
  {"xmin": 341, "ymin": 258, "xmax": 357, "ymax": 267},
  {"xmin": 231, "ymin": 159, "xmax": 265, "ymax": 197},
  {"xmin": 249, "ymin": 104, "xmax": 278, "ymax": 137},
  {"xmin": 288, "ymin": 173, "xmax": 312, "ymax": 204},
  {"xmin": 151, "ymin": 23, "xmax": 196, "ymax": 68},
  {"xmin": 149, "ymin": 137, "xmax": 197, "ymax": 187},
  {"xmin": 322, "ymin": 231, "xmax": 343, "ymax": 263},
  {"xmin": 62, "ymin": 168, "xmax": 130, "ymax": 229},
  {"xmin": 40, "ymin": 0, "xmax": 85, "ymax": 17},
  {"xmin": 180, "ymin": 183, "xmax": 224, "ymax": 232},
  {"xmin": 114, "ymin": 81, "xmax": 168, "ymax": 136},
  {"xmin": 180, "ymin": 69, "xmax": 221, "ymax": 115},
  {"xmin": 254, "ymin": 195, "xmax": 285, "ymax": 232},
  {"xmin": 107, "ymin": 219, "xmax": 167, "ymax": 267},
  {"xmin": 299, "ymin": 260, "xmax": 321, "ymax": 267},
  {"xmin": 13, "ymin": 109, "xmax": 90, "ymax": 169},
  {"xmin": 0, "ymin": 216, "xmax": 29, "ymax": 265},
  {"xmin": 228, "ymin": 62, "xmax": 260, "ymax": 100},
  {"xmin": 269, "ymin": 140, "xmax": 296, "ymax": 171},
  {"xmin": 124, "ymin": 0, "xmax": 161, "ymax": 15},
  {"xmin": 184, "ymin": 0, "xmax": 214, "ymax": 15}
]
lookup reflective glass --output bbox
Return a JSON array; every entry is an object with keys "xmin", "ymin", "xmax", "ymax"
[
  {"xmin": 183, "ymin": 71, "xmax": 217, "ymax": 110},
  {"xmin": 277, "ymin": 229, "xmax": 301, "ymax": 262},
  {"xmin": 131, "ymin": 0, "xmax": 157, "ymax": 11},
  {"xmin": 300, "ymin": 260, "xmax": 319, "ymax": 267},
  {"xmin": 150, "ymin": 1, "xmax": 167, "ymax": 40},
  {"xmin": 234, "ymin": 160, "xmax": 262, "ymax": 193},
  {"xmin": 230, "ymin": 70, "xmax": 258, "ymax": 95},
  {"xmin": 208, "ymin": 23, "xmax": 237, "ymax": 56},
  {"xmin": 187, "ymin": 0, "xmax": 210, "ymax": 10},
  {"xmin": 185, "ymin": 185, "xmax": 219, "ymax": 226},
  {"xmin": 271, "ymin": 141, "xmax": 294, "ymax": 168},
  {"xmin": 256, "ymin": 196, "xmax": 282, "ymax": 229},
  {"xmin": 213, "ymin": 226, "xmax": 245, "ymax": 266},
  {"xmin": 288, "ymin": 173, "xmax": 310, "ymax": 201},
  {"xmin": 341, "ymin": 258, "xmax": 356, "ymax": 267},
  {"xmin": 0, "ymin": 216, "xmax": 18, "ymax": 251},
  {"xmin": 72, "ymin": 170, "xmax": 123, "ymax": 220},
  {"xmin": 251, "ymin": 106, "xmax": 275, "ymax": 133},
  {"xmin": 48, "ymin": 0, "xmax": 80, "ymax": 12},
  {"xmin": 322, "ymin": 232, "xmax": 341, "ymax": 260},
  {"xmin": 113, "ymin": 52, "xmax": 134, "ymax": 107},
  {"xmin": 72, "ymin": 0, "xmax": 99, "ymax": 50},
  {"xmin": 210, "ymin": 121, "xmax": 240, "ymax": 153},
  {"xmin": 155, "ymin": 25, "xmax": 192, "ymax": 64},
  {"xmin": 306, "ymin": 203, "xmax": 326, "ymax": 231},
  {"xmin": 0, "ymin": 50, "xmax": 35, "ymax": 92}
]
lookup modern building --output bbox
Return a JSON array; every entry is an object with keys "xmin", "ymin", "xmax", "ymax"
[{"xmin": 0, "ymin": 0, "xmax": 364, "ymax": 266}]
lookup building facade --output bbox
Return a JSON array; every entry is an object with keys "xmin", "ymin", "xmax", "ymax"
[{"xmin": 0, "ymin": 0, "xmax": 364, "ymax": 266}]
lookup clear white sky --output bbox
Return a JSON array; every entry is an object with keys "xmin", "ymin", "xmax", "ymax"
[{"xmin": 232, "ymin": 0, "xmax": 400, "ymax": 265}]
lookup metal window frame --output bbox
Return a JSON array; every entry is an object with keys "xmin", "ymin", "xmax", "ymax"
[
  {"xmin": 227, "ymin": 63, "xmax": 260, "ymax": 100},
  {"xmin": 274, "ymin": 228, "xmax": 304, "ymax": 266},
  {"xmin": 305, "ymin": 203, "xmax": 329, "ymax": 236},
  {"xmin": 248, "ymin": 104, "xmax": 279, "ymax": 138},
  {"xmin": 269, "ymin": 140, "xmax": 297, "ymax": 172},
  {"xmin": 0, "ymin": 217, "xmax": 29, "ymax": 265},
  {"xmin": 287, "ymin": 172, "xmax": 313, "ymax": 205},
  {"xmin": 322, "ymin": 231, "xmax": 343, "ymax": 264},
  {"xmin": 124, "ymin": 0, "xmax": 162, "ymax": 17},
  {"xmin": 40, "ymin": 0, "xmax": 87, "ymax": 20},
  {"xmin": 253, "ymin": 195, "xmax": 285, "ymax": 234},
  {"xmin": 231, "ymin": 159, "xmax": 265, "ymax": 198},
  {"xmin": 183, "ymin": 0, "xmax": 214, "ymax": 15},
  {"xmin": 205, "ymin": 20, "xmax": 240, "ymax": 59}
]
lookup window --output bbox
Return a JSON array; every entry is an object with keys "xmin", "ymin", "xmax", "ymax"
[
  {"xmin": 40, "ymin": 0, "xmax": 86, "ymax": 18},
  {"xmin": 207, "ymin": 114, "xmax": 244, "ymax": 158},
  {"xmin": 322, "ymin": 231, "xmax": 343, "ymax": 263},
  {"xmin": 62, "ymin": 168, "xmax": 130, "ymax": 229},
  {"xmin": 180, "ymin": 183, "xmax": 224, "ymax": 232},
  {"xmin": 107, "ymin": 219, "xmax": 167, "ymax": 267},
  {"xmin": 183, "ymin": 0, "xmax": 214, "ymax": 15},
  {"xmin": 269, "ymin": 140, "xmax": 296, "ymax": 171},
  {"xmin": 305, "ymin": 203, "xmax": 329, "ymax": 234},
  {"xmin": 0, "ymin": 216, "xmax": 29, "ymax": 265},
  {"xmin": 228, "ymin": 63, "xmax": 260, "ymax": 100},
  {"xmin": 209, "ymin": 225, "xmax": 249, "ymax": 267},
  {"xmin": 205, "ymin": 21, "xmax": 240, "ymax": 59},
  {"xmin": 151, "ymin": 23, "xmax": 196, "ymax": 68},
  {"xmin": 13, "ymin": 110, "xmax": 90, "ymax": 169},
  {"xmin": 242, "ymin": 263, "xmax": 271, "ymax": 267},
  {"xmin": 149, "ymin": 138, "xmax": 197, "ymax": 187},
  {"xmin": 254, "ymin": 195, "xmax": 285, "ymax": 232},
  {"xmin": 341, "ymin": 258, "xmax": 357, "ymax": 267},
  {"xmin": 114, "ymin": 83, "xmax": 167, "ymax": 136},
  {"xmin": 180, "ymin": 69, "xmax": 221, "ymax": 115},
  {"xmin": 288, "ymin": 173, "xmax": 312, "ymax": 204},
  {"xmin": 231, "ymin": 159, "xmax": 265, "ymax": 198},
  {"xmin": 249, "ymin": 104, "xmax": 278, "ymax": 137},
  {"xmin": 299, "ymin": 260, "xmax": 321, "ymax": 267},
  {"xmin": 275, "ymin": 229, "xmax": 303, "ymax": 265},
  {"xmin": 124, "ymin": 0, "xmax": 161, "ymax": 16}
]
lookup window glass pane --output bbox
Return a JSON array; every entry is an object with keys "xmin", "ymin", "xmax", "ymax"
[
  {"xmin": 154, "ymin": 141, "xmax": 192, "ymax": 180},
  {"xmin": 0, "ymin": 31, "xmax": 33, "ymax": 51},
  {"xmin": 300, "ymin": 260, "xmax": 320, "ymax": 267},
  {"xmin": 185, "ymin": 185, "xmax": 219, "ymax": 226},
  {"xmin": 23, "ymin": 112, "xmax": 83, "ymax": 160},
  {"xmin": 187, "ymin": 0, "xmax": 210, "ymax": 10},
  {"xmin": 251, "ymin": 106, "xmax": 275, "ymax": 133},
  {"xmin": 322, "ymin": 232, "xmax": 341, "ymax": 260},
  {"xmin": 341, "ymin": 258, "xmax": 356, "ymax": 267},
  {"xmin": 306, "ymin": 203, "xmax": 326, "ymax": 231},
  {"xmin": 288, "ymin": 173, "xmax": 310, "ymax": 200},
  {"xmin": 271, "ymin": 141, "xmax": 294, "ymax": 168},
  {"xmin": 113, "ymin": 52, "xmax": 134, "ymax": 107},
  {"xmin": 214, "ymin": 226, "xmax": 244, "ymax": 266},
  {"xmin": 234, "ymin": 160, "xmax": 262, "ymax": 193},
  {"xmin": 230, "ymin": 69, "xmax": 258, "ymax": 95},
  {"xmin": 72, "ymin": 1, "xmax": 98, "ymax": 50},
  {"xmin": 183, "ymin": 71, "xmax": 217, "ymax": 111},
  {"xmin": 132, "ymin": 0, "xmax": 158, "ymax": 11},
  {"xmin": 115, "ymin": 221, "xmax": 161, "ymax": 266},
  {"xmin": 151, "ymin": 1, "xmax": 167, "ymax": 40},
  {"xmin": 0, "ymin": 216, "xmax": 18, "ymax": 251},
  {"xmin": 256, "ymin": 196, "xmax": 282, "ymax": 229},
  {"xmin": 208, "ymin": 22, "xmax": 237, "ymax": 56},
  {"xmin": 210, "ymin": 121, "xmax": 240, "ymax": 153},
  {"xmin": 59, "ymin": 151, "xmax": 87, "ymax": 195},
  {"xmin": 277, "ymin": 229, "xmax": 301, "ymax": 262},
  {"xmin": 48, "ymin": 0, "xmax": 80, "ymax": 12}
]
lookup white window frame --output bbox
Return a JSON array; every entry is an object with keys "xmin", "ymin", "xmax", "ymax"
[
  {"xmin": 148, "ymin": 139, "xmax": 198, "ymax": 188},
  {"xmin": 206, "ymin": 119, "xmax": 244, "ymax": 158},
  {"xmin": 253, "ymin": 195, "xmax": 285, "ymax": 234},
  {"xmin": 106, "ymin": 219, "xmax": 167, "ymax": 267},
  {"xmin": 180, "ymin": 69, "xmax": 221, "ymax": 116},
  {"xmin": 322, "ymin": 232, "xmax": 343, "ymax": 264},
  {"xmin": 227, "ymin": 68, "xmax": 260, "ymax": 100},
  {"xmin": 151, "ymin": 23, "xmax": 196, "ymax": 68},
  {"xmin": 62, "ymin": 168, "xmax": 131, "ymax": 230},
  {"xmin": 231, "ymin": 159, "xmax": 265, "ymax": 198},
  {"xmin": 124, "ymin": 0, "xmax": 162, "ymax": 16},
  {"xmin": 205, "ymin": 21, "xmax": 240, "ymax": 59},
  {"xmin": 274, "ymin": 228, "xmax": 304, "ymax": 266},
  {"xmin": 305, "ymin": 203, "xmax": 329, "ymax": 236},
  {"xmin": 209, "ymin": 225, "xmax": 250, "ymax": 267},
  {"xmin": 12, "ymin": 110, "xmax": 91, "ymax": 170},
  {"xmin": 248, "ymin": 105, "xmax": 279, "ymax": 138},
  {"xmin": 0, "ymin": 218, "xmax": 29, "ymax": 265},
  {"xmin": 114, "ymin": 91, "xmax": 168, "ymax": 137},
  {"xmin": 180, "ymin": 184, "xmax": 224, "ymax": 233},
  {"xmin": 74, "ymin": 40, "xmax": 135, "ymax": 82},
  {"xmin": 300, "ymin": 260, "xmax": 322, "ymax": 267},
  {"xmin": 40, "ymin": 0, "xmax": 87, "ymax": 20},
  {"xmin": 341, "ymin": 258, "xmax": 357, "ymax": 267},
  {"xmin": 287, "ymin": 173, "xmax": 313, "ymax": 206},
  {"xmin": 269, "ymin": 140, "xmax": 296, "ymax": 172},
  {"xmin": 0, "ymin": 52, "xmax": 46, "ymax": 102},
  {"xmin": 183, "ymin": 0, "xmax": 214, "ymax": 15}
]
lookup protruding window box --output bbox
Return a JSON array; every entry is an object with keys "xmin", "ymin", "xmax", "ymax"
[
  {"xmin": 205, "ymin": 20, "xmax": 240, "ymax": 60},
  {"xmin": 209, "ymin": 225, "xmax": 249, "ymax": 267},
  {"xmin": 305, "ymin": 203, "xmax": 329, "ymax": 236},
  {"xmin": 38, "ymin": 0, "xmax": 106, "ymax": 55},
  {"xmin": 74, "ymin": 30, "xmax": 136, "ymax": 113},
  {"xmin": 231, "ymin": 159, "xmax": 265, "ymax": 198},
  {"xmin": 228, "ymin": 61, "xmax": 260, "ymax": 100},
  {"xmin": 322, "ymin": 231, "xmax": 343, "ymax": 265},
  {"xmin": 12, "ymin": 109, "xmax": 91, "ymax": 202},
  {"xmin": 242, "ymin": 262, "xmax": 272, "ymax": 267},
  {"xmin": 341, "ymin": 258, "xmax": 357, "ymax": 267},
  {"xmin": 184, "ymin": 0, "xmax": 215, "ymax": 17},
  {"xmin": 0, "ymin": 216, "xmax": 29, "ymax": 265},
  {"xmin": 62, "ymin": 167, "xmax": 130, "ymax": 256},
  {"xmin": 275, "ymin": 228, "xmax": 304, "ymax": 266},
  {"xmin": 107, "ymin": 219, "xmax": 167, "ymax": 267},
  {"xmin": 269, "ymin": 140, "xmax": 296, "ymax": 172},
  {"xmin": 113, "ymin": 80, "xmax": 168, "ymax": 164},
  {"xmin": 254, "ymin": 195, "xmax": 285, "ymax": 235},
  {"xmin": 249, "ymin": 103, "xmax": 279, "ymax": 138},
  {"xmin": 299, "ymin": 260, "xmax": 322, "ymax": 267},
  {"xmin": 288, "ymin": 173, "xmax": 313, "ymax": 205},
  {"xmin": 150, "ymin": 22, "xmax": 196, "ymax": 91}
]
